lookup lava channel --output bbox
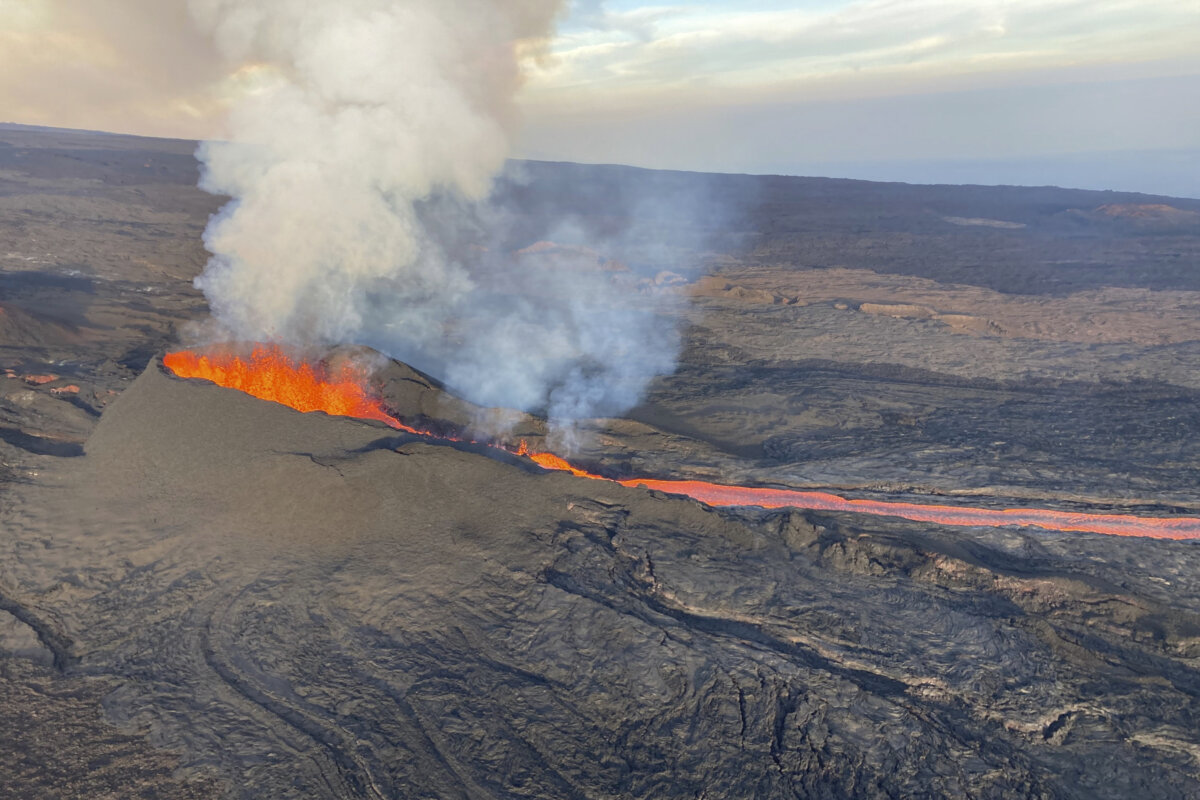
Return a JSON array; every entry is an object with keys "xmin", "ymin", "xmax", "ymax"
[{"xmin": 163, "ymin": 346, "xmax": 1200, "ymax": 541}]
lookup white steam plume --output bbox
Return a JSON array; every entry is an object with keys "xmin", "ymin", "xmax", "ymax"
[{"xmin": 187, "ymin": 0, "xmax": 684, "ymax": 443}]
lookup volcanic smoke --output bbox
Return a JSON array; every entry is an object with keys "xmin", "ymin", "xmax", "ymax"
[
  {"xmin": 184, "ymin": 0, "xmax": 679, "ymax": 443},
  {"xmin": 164, "ymin": 347, "xmax": 1200, "ymax": 541}
]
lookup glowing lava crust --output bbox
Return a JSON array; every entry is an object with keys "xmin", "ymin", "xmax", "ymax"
[{"xmin": 163, "ymin": 346, "xmax": 1200, "ymax": 541}]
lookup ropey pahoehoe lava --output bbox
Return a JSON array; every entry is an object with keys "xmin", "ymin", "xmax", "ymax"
[{"xmin": 164, "ymin": 345, "xmax": 1200, "ymax": 540}]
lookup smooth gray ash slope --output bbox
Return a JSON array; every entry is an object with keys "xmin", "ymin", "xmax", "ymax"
[{"xmin": 0, "ymin": 360, "xmax": 1198, "ymax": 798}]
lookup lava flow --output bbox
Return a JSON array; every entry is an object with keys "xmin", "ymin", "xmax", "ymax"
[
  {"xmin": 163, "ymin": 345, "xmax": 419, "ymax": 433},
  {"xmin": 163, "ymin": 347, "xmax": 1200, "ymax": 541}
]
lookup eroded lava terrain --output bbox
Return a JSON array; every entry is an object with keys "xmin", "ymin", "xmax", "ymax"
[{"xmin": 4, "ymin": 124, "xmax": 1200, "ymax": 798}]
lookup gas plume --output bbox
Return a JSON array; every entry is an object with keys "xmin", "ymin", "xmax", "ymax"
[{"xmin": 184, "ymin": 0, "xmax": 683, "ymax": 444}]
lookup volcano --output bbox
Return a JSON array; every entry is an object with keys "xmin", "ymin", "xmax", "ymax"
[
  {"xmin": 7, "ymin": 125, "xmax": 1200, "ymax": 799},
  {"xmin": 163, "ymin": 345, "xmax": 1200, "ymax": 541},
  {"xmin": 0, "ymin": 354, "xmax": 1177, "ymax": 798}
]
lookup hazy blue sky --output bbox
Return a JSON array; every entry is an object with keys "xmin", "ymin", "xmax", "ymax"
[
  {"xmin": 518, "ymin": 0, "xmax": 1200, "ymax": 196},
  {"xmin": 2, "ymin": 0, "xmax": 1198, "ymax": 195}
]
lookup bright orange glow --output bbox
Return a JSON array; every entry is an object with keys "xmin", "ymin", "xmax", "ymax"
[
  {"xmin": 163, "ymin": 345, "xmax": 419, "ymax": 433},
  {"xmin": 164, "ymin": 347, "xmax": 1200, "ymax": 541},
  {"xmin": 532, "ymin": 453, "xmax": 597, "ymax": 476},
  {"xmin": 604, "ymin": 480, "xmax": 1200, "ymax": 541}
]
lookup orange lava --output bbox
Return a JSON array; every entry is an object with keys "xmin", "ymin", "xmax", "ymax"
[
  {"xmin": 601, "ymin": 480, "xmax": 1200, "ymax": 541},
  {"xmin": 163, "ymin": 347, "xmax": 1200, "ymax": 541},
  {"xmin": 163, "ymin": 345, "xmax": 418, "ymax": 433},
  {"xmin": 515, "ymin": 440, "xmax": 600, "ymax": 478}
]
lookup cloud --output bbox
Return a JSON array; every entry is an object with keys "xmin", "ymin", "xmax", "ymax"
[
  {"xmin": 526, "ymin": 0, "xmax": 1200, "ymax": 110},
  {"xmin": 515, "ymin": 66, "xmax": 1200, "ymax": 196},
  {"xmin": 567, "ymin": 1, "xmax": 684, "ymax": 42},
  {"xmin": 3, "ymin": 0, "xmax": 1195, "ymax": 141},
  {"xmin": 0, "ymin": 0, "xmax": 227, "ymax": 137}
]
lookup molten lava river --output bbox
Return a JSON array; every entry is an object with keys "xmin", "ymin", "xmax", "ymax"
[{"xmin": 162, "ymin": 346, "xmax": 1200, "ymax": 541}]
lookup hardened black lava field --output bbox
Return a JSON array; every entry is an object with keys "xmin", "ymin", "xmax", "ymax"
[{"xmin": 4, "ymin": 124, "xmax": 1200, "ymax": 799}]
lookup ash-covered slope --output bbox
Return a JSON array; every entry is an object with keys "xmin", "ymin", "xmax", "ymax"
[{"xmin": 0, "ymin": 358, "xmax": 1196, "ymax": 799}]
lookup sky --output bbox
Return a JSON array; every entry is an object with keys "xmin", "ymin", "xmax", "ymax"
[{"xmin": 2, "ymin": 0, "xmax": 1199, "ymax": 196}]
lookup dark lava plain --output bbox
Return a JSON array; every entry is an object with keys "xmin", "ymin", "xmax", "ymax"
[{"xmin": 3, "ymin": 124, "xmax": 1200, "ymax": 798}]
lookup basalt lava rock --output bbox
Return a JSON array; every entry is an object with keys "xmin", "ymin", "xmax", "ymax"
[
  {"xmin": 0, "ymin": 357, "xmax": 1195, "ymax": 798},
  {"xmin": 7, "ymin": 126, "xmax": 1200, "ymax": 798}
]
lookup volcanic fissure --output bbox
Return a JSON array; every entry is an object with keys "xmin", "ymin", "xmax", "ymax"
[{"xmin": 162, "ymin": 346, "xmax": 1200, "ymax": 541}]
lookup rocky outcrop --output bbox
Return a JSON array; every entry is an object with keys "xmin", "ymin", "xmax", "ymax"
[
  {"xmin": 859, "ymin": 302, "xmax": 1009, "ymax": 336},
  {"xmin": 689, "ymin": 275, "xmax": 802, "ymax": 305}
]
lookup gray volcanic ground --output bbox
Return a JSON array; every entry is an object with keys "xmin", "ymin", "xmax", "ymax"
[{"xmin": 4, "ymin": 124, "xmax": 1200, "ymax": 798}]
